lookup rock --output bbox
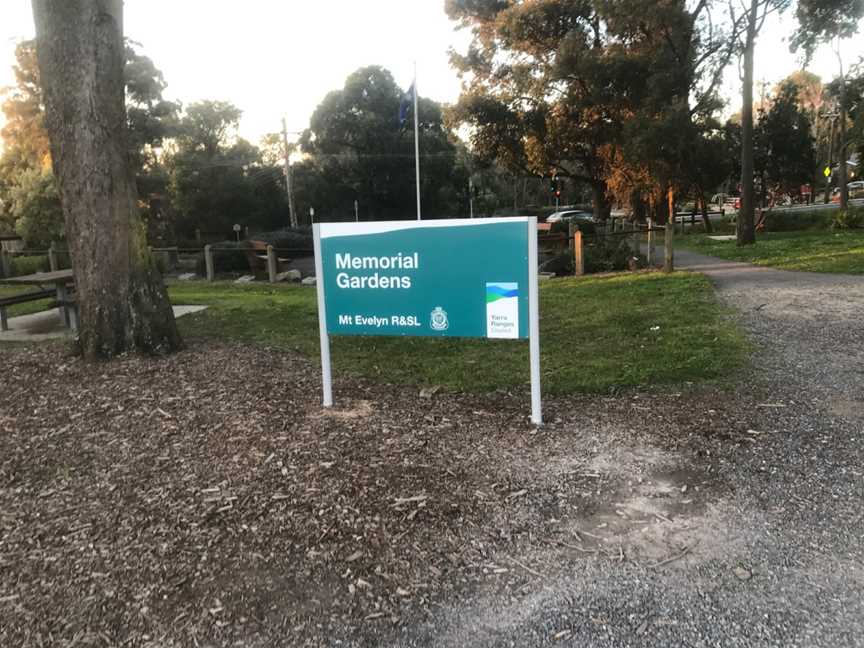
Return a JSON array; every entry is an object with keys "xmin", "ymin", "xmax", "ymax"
[
  {"xmin": 538, "ymin": 272, "xmax": 555, "ymax": 281},
  {"xmin": 178, "ymin": 273, "xmax": 197, "ymax": 281},
  {"xmin": 276, "ymin": 269, "xmax": 302, "ymax": 282},
  {"xmin": 234, "ymin": 275, "xmax": 255, "ymax": 284},
  {"xmin": 301, "ymin": 277, "xmax": 317, "ymax": 286},
  {"xmin": 734, "ymin": 566, "xmax": 752, "ymax": 581},
  {"xmin": 419, "ymin": 385, "xmax": 441, "ymax": 399}
]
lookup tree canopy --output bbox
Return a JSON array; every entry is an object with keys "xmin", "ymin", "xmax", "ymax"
[
  {"xmin": 446, "ymin": 0, "xmax": 738, "ymax": 220},
  {"xmin": 299, "ymin": 66, "xmax": 465, "ymax": 221}
]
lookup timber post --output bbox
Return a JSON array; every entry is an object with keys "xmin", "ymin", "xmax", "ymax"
[
  {"xmin": 48, "ymin": 242, "xmax": 58, "ymax": 271},
  {"xmin": 647, "ymin": 218, "xmax": 655, "ymax": 266},
  {"xmin": 0, "ymin": 250, "xmax": 9, "ymax": 278},
  {"xmin": 573, "ymin": 229, "xmax": 585, "ymax": 276},
  {"xmin": 204, "ymin": 244, "xmax": 214, "ymax": 282},
  {"xmin": 664, "ymin": 221, "xmax": 674, "ymax": 272},
  {"xmin": 267, "ymin": 245, "xmax": 278, "ymax": 283}
]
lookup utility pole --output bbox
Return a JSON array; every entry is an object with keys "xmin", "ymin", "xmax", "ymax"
[
  {"xmin": 282, "ymin": 118, "xmax": 298, "ymax": 229},
  {"xmin": 825, "ymin": 111, "xmax": 837, "ymax": 204}
]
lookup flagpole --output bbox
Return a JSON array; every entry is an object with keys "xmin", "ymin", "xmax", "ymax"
[{"xmin": 413, "ymin": 61, "xmax": 421, "ymax": 220}]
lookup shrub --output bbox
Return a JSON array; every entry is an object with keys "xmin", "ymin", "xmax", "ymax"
[
  {"xmin": 830, "ymin": 207, "xmax": 864, "ymax": 230},
  {"xmin": 761, "ymin": 209, "xmax": 833, "ymax": 232},
  {"xmin": 539, "ymin": 233, "xmax": 640, "ymax": 276},
  {"xmin": 585, "ymin": 233, "xmax": 639, "ymax": 274},
  {"xmin": 253, "ymin": 227, "xmax": 313, "ymax": 254},
  {"xmin": 10, "ymin": 254, "xmax": 49, "ymax": 276},
  {"xmin": 195, "ymin": 241, "xmax": 250, "ymax": 275}
]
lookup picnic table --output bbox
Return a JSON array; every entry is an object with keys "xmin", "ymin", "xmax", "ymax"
[{"xmin": 0, "ymin": 269, "xmax": 76, "ymax": 330}]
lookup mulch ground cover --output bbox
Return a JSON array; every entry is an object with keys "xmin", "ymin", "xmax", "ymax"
[{"xmin": 0, "ymin": 341, "xmax": 756, "ymax": 647}]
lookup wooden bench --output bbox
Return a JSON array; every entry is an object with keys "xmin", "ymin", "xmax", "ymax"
[
  {"xmin": 244, "ymin": 240, "xmax": 291, "ymax": 275},
  {"xmin": 0, "ymin": 288, "xmax": 56, "ymax": 331}
]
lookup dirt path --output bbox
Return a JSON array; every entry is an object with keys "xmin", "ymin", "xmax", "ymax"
[{"xmin": 1, "ymin": 254, "xmax": 863, "ymax": 647}]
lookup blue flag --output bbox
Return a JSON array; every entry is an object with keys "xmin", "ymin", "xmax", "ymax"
[{"xmin": 399, "ymin": 82, "xmax": 415, "ymax": 127}]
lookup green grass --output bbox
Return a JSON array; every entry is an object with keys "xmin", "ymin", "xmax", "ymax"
[
  {"xmin": 680, "ymin": 230, "xmax": 864, "ymax": 274},
  {"xmin": 168, "ymin": 273, "xmax": 746, "ymax": 394},
  {"xmin": 0, "ymin": 285, "xmax": 53, "ymax": 318}
]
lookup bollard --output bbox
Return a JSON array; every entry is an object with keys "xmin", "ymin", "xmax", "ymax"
[
  {"xmin": 568, "ymin": 221, "xmax": 575, "ymax": 251},
  {"xmin": 267, "ymin": 245, "xmax": 277, "ymax": 283},
  {"xmin": 204, "ymin": 244, "xmax": 214, "ymax": 281},
  {"xmin": 647, "ymin": 218, "xmax": 656, "ymax": 266},
  {"xmin": 573, "ymin": 229, "xmax": 585, "ymax": 276},
  {"xmin": 664, "ymin": 221, "xmax": 674, "ymax": 273},
  {"xmin": 0, "ymin": 250, "xmax": 9, "ymax": 278},
  {"xmin": 48, "ymin": 242, "xmax": 58, "ymax": 272}
]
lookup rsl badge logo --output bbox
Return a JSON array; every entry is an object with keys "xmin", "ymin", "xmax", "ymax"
[{"xmin": 430, "ymin": 306, "xmax": 449, "ymax": 331}]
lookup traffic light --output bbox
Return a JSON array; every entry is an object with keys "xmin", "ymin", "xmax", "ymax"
[{"xmin": 550, "ymin": 177, "xmax": 561, "ymax": 198}]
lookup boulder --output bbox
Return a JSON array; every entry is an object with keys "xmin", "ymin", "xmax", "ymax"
[
  {"xmin": 276, "ymin": 269, "xmax": 302, "ymax": 282},
  {"xmin": 234, "ymin": 275, "xmax": 255, "ymax": 284},
  {"xmin": 301, "ymin": 276, "xmax": 317, "ymax": 286}
]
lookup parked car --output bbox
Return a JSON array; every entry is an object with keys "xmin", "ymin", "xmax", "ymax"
[
  {"xmin": 710, "ymin": 193, "xmax": 739, "ymax": 211},
  {"xmin": 546, "ymin": 210, "xmax": 594, "ymax": 224},
  {"xmin": 831, "ymin": 181, "xmax": 864, "ymax": 203}
]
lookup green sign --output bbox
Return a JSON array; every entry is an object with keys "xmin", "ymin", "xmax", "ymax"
[
  {"xmin": 315, "ymin": 218, "xmax": 532, "ymax": 339},
  {"xmin": 312, "ymin": 217, "xmax": 541, "ymax": 424}
]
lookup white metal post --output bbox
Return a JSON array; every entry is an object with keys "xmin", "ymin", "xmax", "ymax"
[
  {"xmin": 312, "ymin": 224, "xmax": 333, "ymax": 407},
  {"xmin": 527, "ymin": 217, "xmax": 542, "ymax": 425}
]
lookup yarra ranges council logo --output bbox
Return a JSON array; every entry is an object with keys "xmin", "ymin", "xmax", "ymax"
[{"xmin": 430, "ymin": 306, "xmax": 449, "ymax": 331}]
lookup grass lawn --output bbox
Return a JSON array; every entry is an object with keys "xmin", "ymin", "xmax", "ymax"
[
  {"xmin": 168, "ymin": 272, "xmax": 746, "ymax": 394},
  {"xmin": 0, "ymin": 285, "xmax": 53, "ymax": 318},
  {"xmin": 680, "ymin": 230, "xmax": 864, "ymax": 274}
]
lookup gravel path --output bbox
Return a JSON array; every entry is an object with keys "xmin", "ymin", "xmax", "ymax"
[
  {"xmin": 395, "ymin": 250, "xmax": 864, "ymax": 647},
  {"xmin": 1, "ymin": 252, "xmax": 862, "ymax": 647}
]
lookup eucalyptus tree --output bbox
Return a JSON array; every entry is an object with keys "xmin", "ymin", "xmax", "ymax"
[{"xmin": 32, "ymin": 0, "xmax": 181, "ymax": 357}]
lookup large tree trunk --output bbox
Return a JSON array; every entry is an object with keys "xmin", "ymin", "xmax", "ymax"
[
  {"xmin": 591, "ymin": 179, "xmax": 612, "ymax": 221},
  {"xmin": 32, "ymin": 0, "xmax": 181, "ymax": 358},
  {"xmin": 737, "ymin": 0, "xmax": 758, "ymax": 246},
  {"xmin": 699, "ymin": 192, "xmax": 713, "ymax": 234}
]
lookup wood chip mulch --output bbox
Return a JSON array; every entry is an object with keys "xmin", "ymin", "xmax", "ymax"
[
  {"xmin": 2, "ymin": 341, "xmax": 635, "ymax": 647},
  {"xmin": 0, "ymin": 339, "xmax": 757, "ymax": 647}
]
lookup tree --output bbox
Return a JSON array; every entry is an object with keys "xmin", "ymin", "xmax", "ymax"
[
  {"xmin": 32, "ymin": 0, "xmax": 181, "ymax": 357},
  {"xmin": 7, "ymin": 168, "xmax": 64, "ymax": 248},
  {"xmin": 1, "ymin": 38, "xmax": 180, "ymax": 242},
  {"xmin": 755, "ymin": 80, "xmax": 816, "ymax": 202},
  {"xmin": 792, "ymin": 0, "xmax": 864, "ymax": 209},
  {"xmin": 732, "ymin": 0, "xmax": 791, "ymax": 245},
  {"xmin": 300, "ymin": 66, "xmax": 463, "ymax": 221},
  {"xmin": 167, "ymin": 100, "xmax": 287, "ymax": 238},
  {"xmin": 447, "ymin": 0, "xmax": 739, "ymax": 223}
]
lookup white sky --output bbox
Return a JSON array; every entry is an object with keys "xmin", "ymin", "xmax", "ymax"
[{"xmin": 1, "ymin": 1, "xmax": 862, "ymax": 147}]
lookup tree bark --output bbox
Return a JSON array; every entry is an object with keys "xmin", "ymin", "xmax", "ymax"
[
  {"xmin": 591, "ymin": 179, "xmax": 612, "ymax": 221},
  {"xmin": 32, "ymin": 0, "xmax": 181, "ymax": 358},
  {"xmin": 737, "ymin": 0, "xmax": 758, "ymax": 246},
  {"xmin": 699, "ymin": 193, "xmax": 713, "ymax": 233}
]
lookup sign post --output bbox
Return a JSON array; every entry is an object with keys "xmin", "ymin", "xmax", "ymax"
[{"xmin": 312, "ymin": 217, "xmax": 542, "ymax": 424}]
